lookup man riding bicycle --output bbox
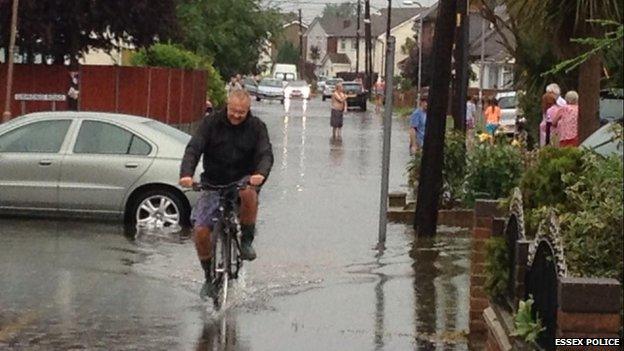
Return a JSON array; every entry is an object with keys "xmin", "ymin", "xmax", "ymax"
[{"xmin": 179, "ymin": 90, "xmax": 274, "ymax": 298}]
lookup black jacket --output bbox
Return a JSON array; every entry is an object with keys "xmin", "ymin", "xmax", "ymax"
[{"xmin": 180, "ymin": 109, "xmax": 274, "ymax": 185}]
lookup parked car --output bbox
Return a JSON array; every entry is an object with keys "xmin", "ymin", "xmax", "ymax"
[
  {"xmin": 317, "ymin": 76, "xmax": 327, "ymax": 93},
  {"xmin": 599, "ymin": 88, "xmax": 624, "ymax": 125},
  {"xmin": 581, "ymin": 121, "xmax": 623, "ymax": 157},
  {"xmin": 256, "ymin": 78, "xmax": 285, "ymax": 103},
  {"xmin": 342, "ymin": 81, "xmax": 367, "ymax": 111},
  {"xmin": 243, "ymin": 77, "xmax": 258, "ymax": 96},
  {"xmin": 284, "ymin": 80, "xmax": 311, "ymax": 100},
  {"xmin": 0, "ymin": 112, "xmax": 202, "ymax": 229},
  {"xmin": 495, "ymin": 91, "xmax": 522, "ymax": 135},
  {"xmin": 322, "ymin": 78, "xmax": 344, "ymax": 101}
]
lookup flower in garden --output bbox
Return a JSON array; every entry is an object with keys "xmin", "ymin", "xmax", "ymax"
[{"xmin": 478, "ymin": 133, "xmax": 492, "ymax": 143}]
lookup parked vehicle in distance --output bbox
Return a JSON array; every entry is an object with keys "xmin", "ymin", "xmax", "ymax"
[
  {"xmin": 284, "ymin": 80, "xmax": 311, "ymax": 100},
  {"xmin": 243, "ymin": 77, "xmax": 258, "ymax": 96},
  {"xmin": 342, "ymin": 81, "xmax": 367, "ymax": 111},
  {"xmin": 322, "ymin": 78, "xmax": 344, "ymax": 101},
  {"xmin": 256, "ymin": 78, "xmax": 285, "ymax": 103},
  {"xmin": 495, "ymin": 91, "xmax": 522, "ymax": 135},
  {"xmin": 317, "ymin": 76, "xmax": 327, "ymax": 93},
  {"xmin": 272, "ymin": 63, "xmax": 298, "ymax": 81},
  {"xmin": 599, "ymin": 88, "xmax": 624, "ymax": 125},
  {"xmin": 581, "ymin": 121, "xmax": 623, "ymax": 157},
  {"xmin": 0, "ymin": 112, "xmax": 202, "ymax": 228}
]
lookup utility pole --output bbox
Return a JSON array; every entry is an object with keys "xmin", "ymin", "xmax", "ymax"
[
  {"xmin": 356, "ymin": 0, "xmax": 361, "ymax": 74},
  {"xmin": 299, "ymin": 9, "xmax": 304, "ymax": 79},
  {"xmin": 451, "ymin": 0, "xmax": 469, "ymax": 132},
  {"xmin": 2, "ymin": 0, "xmax": 19, "ymax": 123},
  {"xmin": 364, "ymin": 0, "xmax": 372, "ymax": 90},
  {"xmin": 413, "ymin": 0, "xmax": 458, "ymax": 236}
]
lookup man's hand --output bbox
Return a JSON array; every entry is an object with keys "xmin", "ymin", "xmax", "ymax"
[
  {"xmin": 249, "ymin": 174, "xmax": 265, "ymax": 186},
  {"xmin": 179, "ymin": 177, "xmax": 193, "ymax": 188}
]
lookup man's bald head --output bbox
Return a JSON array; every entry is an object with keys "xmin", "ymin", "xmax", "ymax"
[{"xmin": 228, "ymin": 90, "xmax": 251, "ymax": 105}]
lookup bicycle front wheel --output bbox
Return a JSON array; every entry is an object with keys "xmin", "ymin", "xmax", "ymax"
[{"xmin": 212, "ymin": 226, "xmax": 231, "ymax": 309}]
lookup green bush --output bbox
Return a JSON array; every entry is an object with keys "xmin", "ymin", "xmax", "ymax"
[
  {"xmin": 131, "ymin": 43, "xmax": 227, "ymax": 107},
  {"xmin": 559, "ymin": 154, "xmax": 623, "ymax": 280},
  {"xmin": 484, "ymin": 236, "xmax": 509, "ymax": 301},
  {"xmin": 511, "ymin": 296, "xmax": 545, "ymax": 345},
  {"xmin": 462, "ymin": 142, "xmax": 524, "ymax": 206},
  {"xmin": 405, "ymin": 131, "xmax": 467, "ymax": 207}
]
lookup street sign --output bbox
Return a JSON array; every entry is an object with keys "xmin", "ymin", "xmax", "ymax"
[{"xmin": 14, "ymin": 94, "xmax": 66, "ymax": 101}]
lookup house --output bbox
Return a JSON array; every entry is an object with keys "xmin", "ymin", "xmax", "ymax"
[
  {"xmin": 304, "ymin": 7, "xmax": 432, "ymax": 78},
  {"xmin": 318, "ymin": 53, "xmax": 351, "ymax": 77},
  {"xmin": 468, "ymin": 5, "xmax": 515, "ymax": 91},
  {"xmin": 258, "ymin": 13, "xmax": 308, "ymax": 75}
]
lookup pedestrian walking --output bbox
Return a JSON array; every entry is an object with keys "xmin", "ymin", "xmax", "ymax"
[
  {"xmin": 465, "ymin": 95, "xmax": 477, "ymax": 148},
  {"xmin": 374, "ymin": 77, "xmax": 385, "ymax": 113},
  {"xmin": 540, "ymin": 83, "xmax": 565, "ymax": 146},
  {"xmin": 484, "ymin": 98, "xmax": 501, "ymax": 137},
  {"xmin": 552, "ymin": 91, "xmax": 579, "ymax": 147},
  {"xmin": 409, "ymin": 97, "xmax": 428, "ymax": 154},
  {"xmin": 330, "ymin": 83, "xmax": 347, "ymax": 139},
  {"xmin": 67, "ymin": 71, "xmax": 80, "ymax": 111}
]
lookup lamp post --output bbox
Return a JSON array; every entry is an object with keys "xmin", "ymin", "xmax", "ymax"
[
  {"xmin": 2, "ymin": 0, "xmax": 19, "ymax": 123},
  {"xmin": 403, "ymin": 1, "xmax": 425, "ymax": 101}
]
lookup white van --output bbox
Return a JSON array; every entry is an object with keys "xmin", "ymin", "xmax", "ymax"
[{"xmin": 273, "ymin": 63, "xmax": 298, "ymax": 81}]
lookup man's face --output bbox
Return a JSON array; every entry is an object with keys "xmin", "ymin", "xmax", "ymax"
[
  {"xmin": 421, "ymin": 101, "xmax": 428, "ymax": 111},
  {"xmin": 227, "ymin": 98, "xmax": 250, "ymax": 125}
]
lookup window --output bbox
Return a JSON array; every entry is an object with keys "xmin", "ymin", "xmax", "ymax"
[
  {"xmin": 0, "ymin": 120, "xmax": 71, "ymax": 153},
  {"xmin": 74, "ymin": 121, "xmax": 151, "ymax": 155},
  {"xmin": 340, "ymin": 39, "xmax": 346, "ymax": 50},
  {"xmin": 352, "ymin": 39, "xmax": 357, "ymax": 50},
  {"xmin": 488, "ymin": 65, "xmax": 500, "ymax": 89}
]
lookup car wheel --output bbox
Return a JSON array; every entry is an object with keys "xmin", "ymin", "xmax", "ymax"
[
  {"xmin": 129, "ymin": 188, "xmax": 190, "ymax": 229},
  {"xmin": 256, "ymin": 96, "xmax": 261, "ymax": 102},
  {"xmin": 280, "ymin": 99, "xmax": 284, "ymax": 104},
  {"xmin": 322, "ymin": 96, "xmax": 326, "ymax": 101},
  {"xmin": 361, "ymin": 102, "xmax": 367, "ymax": 111}
]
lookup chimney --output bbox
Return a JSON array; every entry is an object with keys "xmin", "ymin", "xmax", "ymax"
[{"xmin": 343, "ymin": 20, "xmax": 351, "ymax": 28}]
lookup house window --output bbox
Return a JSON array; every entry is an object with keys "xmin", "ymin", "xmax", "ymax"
[
  {"xmin": 340, "ymin": 39, "xmax": 346, "ymax": 50},
  {"xmin": 502, "ymin": 65, "xmax": 514, "ymax": 89},
  {"xmin": 351, "ymin": 39, "xmax": 357, "ymax": 50},
  {"xmin": 488, "ymin": 64, "xmax": 500, "ymax": 89}
]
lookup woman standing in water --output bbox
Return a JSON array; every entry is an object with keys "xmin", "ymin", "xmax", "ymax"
[{"xmin": 331, "ymin": 83, "xmax": 347, "ymax": 139}]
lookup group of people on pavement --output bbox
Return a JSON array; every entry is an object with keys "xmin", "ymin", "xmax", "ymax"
[
  {"xmin": 540, "ymin": 83, "xmax": 579, "ymax": 147},
  {"xmin": 406, "ymin": 81, "xmax": 579, "ymax": 154}
]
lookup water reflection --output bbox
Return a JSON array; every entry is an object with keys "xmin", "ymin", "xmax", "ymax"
[
  {"xmin": 329, "ymin": 137, "xmax": 344, "ymax": 167},
  {"xmin": 196, "ymin": 314, "xmax": 248, "ymax": 351},
  {"xmin": 373, "ymin": 258, "xmax": 389, "ymax": 351}
]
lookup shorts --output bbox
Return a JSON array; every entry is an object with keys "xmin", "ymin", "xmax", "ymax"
[
  {"xmin": 191, "ymin": 191, "xmax": 221, "ymax": 229},
  {"xmin": 486, "ymin": 123, "xmax": 498, "ymax": 135},
  {"xmin": 330, "ymin": 109, "xmax": 344, "ymax": 128}
]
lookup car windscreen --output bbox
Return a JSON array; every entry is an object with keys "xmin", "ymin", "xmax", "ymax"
[
  {"xmin": 498, "ymin": 96, "xmax": 517, "ymax": 109},
  {"xmin": 288, "ymin": 81, "xmax": 307, "ymax": 88},
  {"xmin": 260, "ymin": 79, "xmax": 282, "ymax": 87},
  {"xmin": 343, "ymin": 84, "xmax": 362, "ymax": 93},
  {"xmin": 326, "ymin": 79, "xmax": 341, "ymax": 86},
  {"xmin": 143, "ymin": 120, "xmax": 191, "ymax": 143}
]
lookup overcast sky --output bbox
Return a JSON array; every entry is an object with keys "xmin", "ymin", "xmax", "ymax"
[{"xmin": 264, "ymin": 0, "xmax": 438, "ymax": 23}]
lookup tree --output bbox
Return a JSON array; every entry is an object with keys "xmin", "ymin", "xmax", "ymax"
[
  {"xmin": 414, "ymin": 0, "xmax": 458, "ymax": 236},
  {"xmin": 481, "ymin": 0, "xmax": 622, "ymax": 142},
  {"xmin": 177, "ymin": 0, "xmax": 283, "ymax": 79},
  {"xmin": 0, "ymin": 0, "xmax": 178, "ymax": 67},
  {"xmin": 400, "ymin": 46, "xmax": 433, "ymax": 89},
  {"xmin": 310, "ymin": 45, "xmax": 321, "ymax": 63},
  {"xmin": 322, "ymin": 3, "xmax": 357, "ymax": 19},
  {"xmin": 131, "ymin": 43, "xmax": 227, "ymax": 107},
  {"xmin": 276, "ymin": 42, "xmax": 299, "ymax": 65}
]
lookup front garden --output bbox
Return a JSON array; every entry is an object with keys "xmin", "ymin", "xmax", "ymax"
[{"xmin": 405, "ymin": 126, "xmax": 623, "ymax": 349}]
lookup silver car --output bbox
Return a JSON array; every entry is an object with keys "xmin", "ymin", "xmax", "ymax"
[{"xmin": 0, "ymin": 112, "xmax": 201, "ymax": 229}]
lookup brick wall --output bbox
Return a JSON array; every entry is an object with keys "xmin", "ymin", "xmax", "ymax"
[
  {"xmin": 469, "ymin": 199, "xmax": 506, "ymax": 340},
  {"xmin": 556, "ymin": 277, "xmax": 622, "ymax": 350}
]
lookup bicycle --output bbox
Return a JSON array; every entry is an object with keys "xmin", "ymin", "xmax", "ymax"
[{"xmin": 190, "ymin": 176, "xmax": 251, "ymax": 309}]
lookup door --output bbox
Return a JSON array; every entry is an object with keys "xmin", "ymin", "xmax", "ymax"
[
  {"xmin": 58, "ymin": 120, "xmax": 154, "ymax": 213},
  {"xmin": 0, "ymin": 119, "xmax": 72, "ymax": 209}
]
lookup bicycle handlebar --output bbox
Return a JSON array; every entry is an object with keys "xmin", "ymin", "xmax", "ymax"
[{"xmin": 190, "ymin": 176, "xmax": 252, "ymax": 192}]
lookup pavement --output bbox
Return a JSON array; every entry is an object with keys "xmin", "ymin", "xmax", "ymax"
[{"xmin": 0, "ymin": 97, "xmax": 471, "ymax": 350}]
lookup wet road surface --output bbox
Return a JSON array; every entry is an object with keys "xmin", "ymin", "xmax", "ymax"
[{"xmin": 0, "ymin": 98, "xmax": 470, "ymax": 350}]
